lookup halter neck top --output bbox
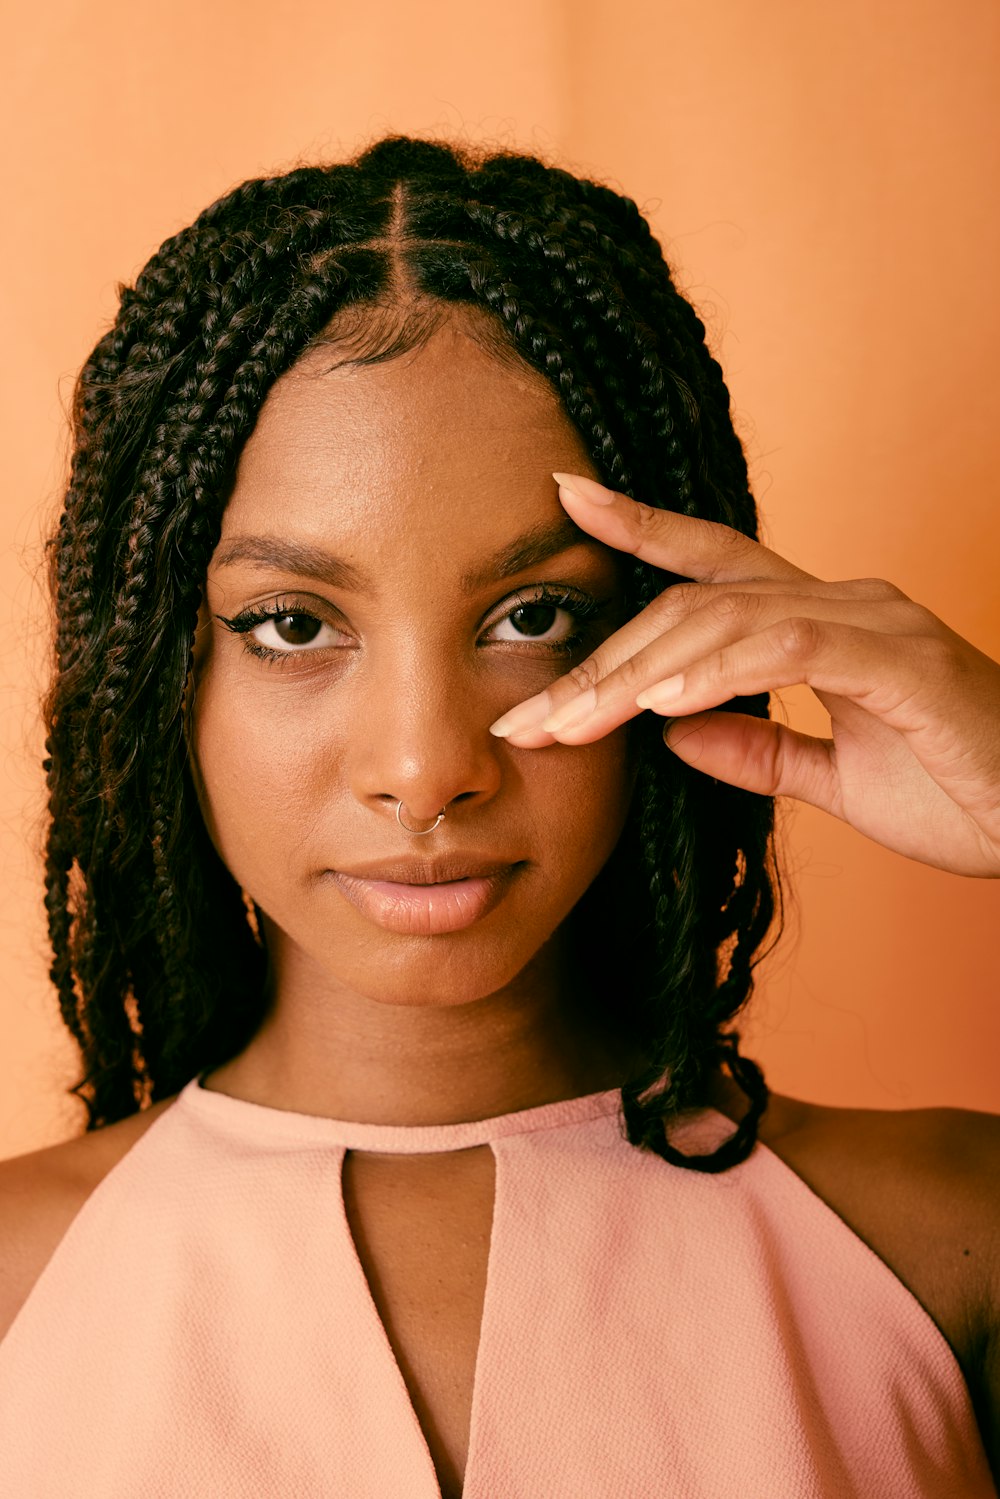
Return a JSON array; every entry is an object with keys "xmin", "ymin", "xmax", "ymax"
[{"xmin": 0, "ymin": 1072, "xmax": 994, "ymax": 1497}]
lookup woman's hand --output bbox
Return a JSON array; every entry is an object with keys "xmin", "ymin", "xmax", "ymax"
[{"xmin": 488, "ymin": 472, "xmax": 1000, "ymax": 879}]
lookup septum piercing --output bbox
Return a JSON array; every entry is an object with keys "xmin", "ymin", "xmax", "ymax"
[{"xmin": 396, "ymin": 800, "xmax": 446, "ymax": 835}]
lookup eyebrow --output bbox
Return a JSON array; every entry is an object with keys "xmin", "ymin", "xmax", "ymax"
[{"xmin": 212, "ymin": 516, "xmax": 603, "ymax": 595}]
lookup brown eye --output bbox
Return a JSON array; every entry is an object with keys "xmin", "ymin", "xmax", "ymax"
[
  {"xmin": 272, "ymin": 613, "xmax": 323, "ymax": 646},
  {"xmin": 484, "ymin": 586, "xmax": 608, "ymax": 654},
  {"xmin": 216, "ymin": 601, "xmax": 349, "ymax": 662},
  {"xmin": 508, "ymin": 603, "xmax": 560, "ymax": 638},
  {"xmin": 249, "ymin": 611, "xmax": 343, "ymax": 654}
]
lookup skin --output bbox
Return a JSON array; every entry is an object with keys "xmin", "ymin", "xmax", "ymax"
[
  {"xmin": 188, "ymin": 310, "xmax": 650, "ymax": 1126},
  {"xmin": 490, "ymin": 474, "xmax": 1000, "ymax": 876},
  {"xmin": 4, "ymin": 301, "xmax": 998, "ymax": 1483}
]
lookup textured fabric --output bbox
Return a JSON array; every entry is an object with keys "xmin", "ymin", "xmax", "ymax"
[{"xmin": 0, "ymin": 1073, "xmax": 994, "ymax": 1498}]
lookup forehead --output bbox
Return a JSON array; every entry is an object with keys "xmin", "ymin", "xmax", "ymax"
[{"xmin": 221, "ymin": 321, "xmax": 599, "ymax": 567}]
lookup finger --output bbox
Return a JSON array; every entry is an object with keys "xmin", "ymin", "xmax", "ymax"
[
  {"xmin": 552, "ymin": 470, "xmax": 816, "ymax": 586},
  {"xmin": 661, "ymin": 710, "xmax": 840, "ymax": 814},
  {"xmin": 579, "ymin": 577, "xmax": 913, "ymax": 690},
  {"xmin": 636, "ymin": 617, "xmax": 933, "ymax": 738},
  {"xmin": 530, "ymin": 582, "xmax": 921, "ymax": 735},
  {"xmin": 488, "ymin": 577, "xmax": 913, "ymax": 741},
  {"xmin": 522, "ymin": 615, "xmax": 932, "ymax": 753},
  {"xmin": 497, "ymin": 594, "xmax": 928, "ymax": 743}
]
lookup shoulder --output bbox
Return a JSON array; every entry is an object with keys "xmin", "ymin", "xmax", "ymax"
[
  {"xmin": 0, "ymin": 1093, "xmax": 182, "ymax": 1345},
  {"xmin": 716, "ymin": 1076, "xmax": 999, "ymax": 1478},
  {"xmin": 757, "ymin": 1095, "xmax": 999, "ymax": 1331},
  {"xmin": 708, "ymin": 1073, "xmax": 999, "ymax": 1323}
]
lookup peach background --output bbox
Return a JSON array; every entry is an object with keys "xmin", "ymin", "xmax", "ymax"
[{"xmin": 2, "ymin": 0, "xmax": 998, "ymax": 1158}]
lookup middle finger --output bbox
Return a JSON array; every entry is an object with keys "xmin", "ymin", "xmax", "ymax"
[{"xmin": 490, "ymin": 590, "xmax": 926, "ymax": 744}]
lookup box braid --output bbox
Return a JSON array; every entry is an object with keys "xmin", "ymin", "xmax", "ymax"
[{"xmin": 42, "ymin": 134, "xmax": 784, "ymax": 1168}]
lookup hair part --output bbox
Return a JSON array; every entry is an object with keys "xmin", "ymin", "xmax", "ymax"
[{"xmin": 43, "ymin": 133, "xmax": 784, "ymax": 1169}]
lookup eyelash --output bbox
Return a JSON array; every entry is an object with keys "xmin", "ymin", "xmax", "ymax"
[{"xmin": 216, "ymin": 586, "xmax": 611, "ymax": 668}]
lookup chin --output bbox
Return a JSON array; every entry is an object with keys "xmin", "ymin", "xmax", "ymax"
[{"xmin": 330, "ymin": 934, "xmax": 545, "ymax": 1010}]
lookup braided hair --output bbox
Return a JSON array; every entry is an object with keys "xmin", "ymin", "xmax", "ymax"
[{"xmin": 43, "ymin": 133, "xmax": 784, "ymax": 1170}]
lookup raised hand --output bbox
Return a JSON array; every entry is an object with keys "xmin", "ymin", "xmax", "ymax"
[{"xmin": 488, "ymin": 472, "xmax": 1000, "ymax": 879}]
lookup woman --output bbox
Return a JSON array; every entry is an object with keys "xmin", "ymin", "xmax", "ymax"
[{"xmin": 0, "ymin": 133, "xmax": 996, "ymax": 1496}]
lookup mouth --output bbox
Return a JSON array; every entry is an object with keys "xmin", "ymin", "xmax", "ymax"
[{"xmin": 330, "ymin": 865, "xmax": 521, "ymax": 937}]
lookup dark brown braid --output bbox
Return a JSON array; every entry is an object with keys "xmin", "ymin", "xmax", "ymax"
[{"xmin": 42, "ymin": 134, "xmax": 785, "ymax": 1166}]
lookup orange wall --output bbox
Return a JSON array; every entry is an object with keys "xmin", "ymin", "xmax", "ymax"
[{"xmin": 2, "ymin": 0, "xmax": 998, "ymax": 1156}]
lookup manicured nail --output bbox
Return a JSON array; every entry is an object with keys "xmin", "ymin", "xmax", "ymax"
[
  {"xmin": 552, "ymin": 472, "xmax": 615, "ymax": 505},
  {"xmin": 489, "ymin": 689, "xmax": 552, "ymax": 737},
  {"xmin": 635, "ymin": 675, "xmax": 685, "ymax": 710},
  {"xmin": 540, "ymin": 687, "xmax": 598, "ymax": 733}
]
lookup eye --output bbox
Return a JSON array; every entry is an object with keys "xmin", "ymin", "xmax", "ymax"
[
  {"xmin": 215, "ymin": 599, "xmax": 348, "ymax": 664},
  {"xmin": 485, "ymin": 586, "xmax": 607, "ymax": 653},
  {"xmin": 249, "ymin": 611, "xmax": 339, "ymax": 653}
]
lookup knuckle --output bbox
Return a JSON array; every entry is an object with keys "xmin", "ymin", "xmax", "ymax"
[
  {"xmin": 700, "ymin": 519, "xmax": 753, "ymax": 580},
  {"xmin": 562, "ymin": 659, "xmax": 602, "ymax": 695},
  {"xmin": 718, "ymin": 519, "xmax": 750, "ymax": 550},
  {"xmin": 847, "ymin": 577, "xmax": 910, "ymax": 602},
  {"xmin": 711, "ymin": 517, "xmax": 753, "ymax": 555},
  {"xmin": 705, "ymin": 590, "xmax": 755, "ymax": 626},
  {"xmin": 890, "ymin": 599, "xmax": 937, "ymax": 632},
  {"xmin": 632, "ymin": 499, "xmax": 664, "ymax": 547},
  {"xmin": 663, "ymin": 580, "xmax": 702, "ymax": 610},
  {"xmin": 611, "ymin": 652, "xmax": 649, "ymax": 692},
  {"xmin": 775, "ymin": 615, "xmax": 824, "ymax": 657},
  {"xmin": 652, "ymin": 581, "xmax": 700, "ymax": 622},
  {"xmin": 914, "ymin": 631, "xmax": 956, "ymax": 678}
]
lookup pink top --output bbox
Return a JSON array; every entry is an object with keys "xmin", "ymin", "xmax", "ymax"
[{"xmin": 0, "ymin": 1073, "xmax": 994, "ymax": 1498}]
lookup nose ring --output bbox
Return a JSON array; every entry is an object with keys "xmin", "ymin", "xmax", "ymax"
[{"xmin": 396, "ymin": 800, "xmax": 446, "ymax": 835}]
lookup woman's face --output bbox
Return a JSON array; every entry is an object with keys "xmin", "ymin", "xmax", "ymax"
[{"xmin": 189, "ymin": 315, "xmax": 636, "ymax": 1016}]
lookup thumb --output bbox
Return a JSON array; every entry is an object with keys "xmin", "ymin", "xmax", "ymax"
[{"xmin": 662, "ymin": 710, "xmax": 837, "ymax": 810}]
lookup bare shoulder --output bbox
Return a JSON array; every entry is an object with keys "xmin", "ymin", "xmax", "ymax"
[{"xmin": 0, "ymin": 1092, "xmax": 182, "ymax": 1345}]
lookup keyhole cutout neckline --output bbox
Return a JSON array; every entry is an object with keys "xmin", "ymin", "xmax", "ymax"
[
  {"xmin": 190, "ymin": 1069, "xmax": 638, "ymax": 1152},
  {"xmin": 187, "ymin": 1069, "xmax": 677, "ymax": 1499}
]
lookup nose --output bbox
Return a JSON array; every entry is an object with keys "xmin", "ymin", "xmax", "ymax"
[{"xmin": 350, "ymin": 672, "xmax": 505, "ymax": 830}]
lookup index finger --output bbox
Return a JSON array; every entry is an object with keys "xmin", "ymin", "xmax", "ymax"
[{"xmin": 552, "ymin": 472, "xmax": 817, "ymax": 586}]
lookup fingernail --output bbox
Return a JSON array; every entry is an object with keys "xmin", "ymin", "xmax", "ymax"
[
  {"xmin": 540, "ymin": 686, "xmax": 597, "ymax": 733},
  {"xmin": 552, "ymin": 472, "xmax": 615, "ymax": 505},
  {"xmin": 489, "ymin": 690, "xmax": 552, "ymax": 738},
  {"xmin": 635, "ymin": 674, "xmax": 685, "ymax": 710}
]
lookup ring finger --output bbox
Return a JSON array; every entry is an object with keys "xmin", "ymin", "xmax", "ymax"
[{"xmin": 494, "ymin": 593, "xmax": 928, "ymax": 745}]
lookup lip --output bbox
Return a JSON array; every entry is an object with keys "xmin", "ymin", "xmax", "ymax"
[
  {"xmin": 331, "ymin": 865, "xmax": 521, "ymax": 936},
  {"xmin": 337, "ymin": 853, "xmax": 520, "ymax": 885}
]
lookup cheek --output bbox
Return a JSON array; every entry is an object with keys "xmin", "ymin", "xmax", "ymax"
[
  {"xmin": 187, "ymin": 667, "xmax": 321, "ymax": 885},
  {"xmin": 520, "ymin": 729, "xmax": 634, "ymax": 890}
]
